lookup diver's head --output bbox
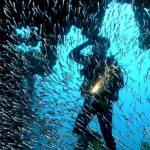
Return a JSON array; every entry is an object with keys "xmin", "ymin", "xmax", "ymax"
[{"xmin": 92, "ymin": 37, "xmax": 110, "ymax": 58}]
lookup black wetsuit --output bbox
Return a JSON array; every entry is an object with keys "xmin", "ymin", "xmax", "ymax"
[{"xmin": 69, "ymin": 38, "xmax": 124, "ymax": 150}]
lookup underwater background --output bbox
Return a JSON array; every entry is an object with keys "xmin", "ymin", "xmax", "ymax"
[{"xmin": 1, "ymin": 1, "xmax": 150, "ymax": 150}]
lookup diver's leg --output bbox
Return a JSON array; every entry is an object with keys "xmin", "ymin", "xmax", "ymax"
[
  {"xmin": 133, "ymin": 6, "xmax": 150, "ymax": 50},
  {"xmin": 73, "ymin": 100, "xmax": 96, "ymax": 136},
  {"xmin": 97, "ymin": 104, "xmax": 116, "ymax": 150}
]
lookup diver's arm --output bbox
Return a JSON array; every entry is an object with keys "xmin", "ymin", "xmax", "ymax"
[{"xmin": 69, "ymin": 40, "xmax": 92, "ymax": 65}]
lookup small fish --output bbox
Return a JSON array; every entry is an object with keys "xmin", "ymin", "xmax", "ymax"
[
  {"xmin": 145, "ymin": 86, "xmax": 148, "ymax": 95},
  {"xmin": 118, "ymin": 131, "xmax": 126, "ymax": 140},
  {"xmin": 3, "ymin": 7, "xmax": 11, "ymax": 19},
  {"xmin": 137, "ymin": 97, "xmax": 143, "ymax": 104},
  {"xmin": 119, "ymin": 102, "xmax": 124, "ymax": 110}
]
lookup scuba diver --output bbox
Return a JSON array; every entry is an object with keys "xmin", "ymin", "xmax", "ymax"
[{"xmin": 69, "ymin": 36, "xmax": 124, "ymax": 150}]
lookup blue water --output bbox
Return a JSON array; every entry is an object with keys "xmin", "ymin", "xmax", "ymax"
[{"xmin": 14, "ymin": 2, "xmax": 150, "ymax": 150}]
